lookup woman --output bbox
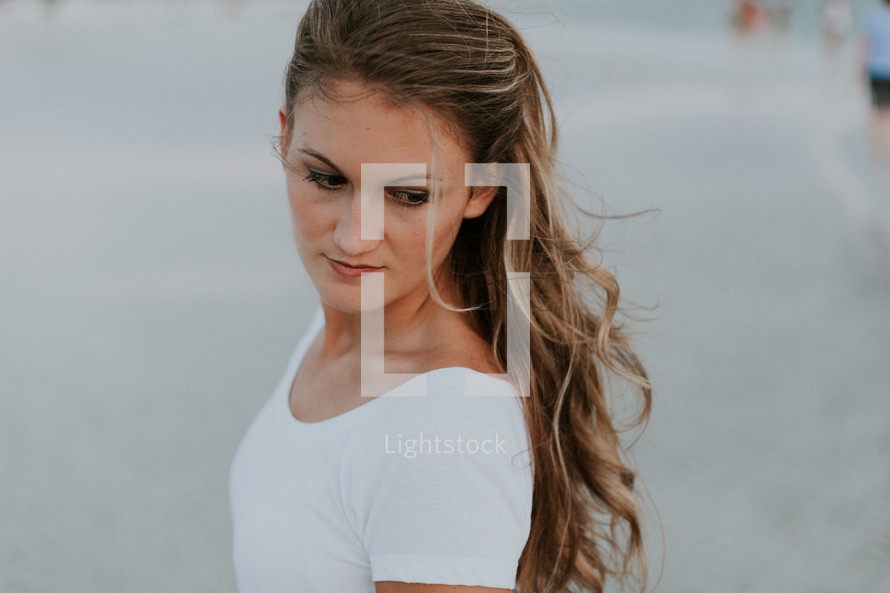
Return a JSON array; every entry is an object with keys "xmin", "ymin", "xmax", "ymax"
[{"xmin": 229, "ymin": 1, "xmax": 654, "ymax": 592}]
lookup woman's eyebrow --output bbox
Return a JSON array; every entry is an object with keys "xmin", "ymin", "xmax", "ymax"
[
  {"xmin": 298, "ymin": 146, "xmax": 444, "ymax": 185},
  {"xmin": 297, "ymin": 147, "xmax": 344, "ymax": 174}
]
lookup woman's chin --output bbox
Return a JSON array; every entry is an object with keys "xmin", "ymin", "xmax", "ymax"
[
  {"xmin": 310, "ymin": 269, "xmax": 394, "ymax": 313},
  {"xmin": 316, "ymin": 290, "xmax": 386, "ymax": 315}
]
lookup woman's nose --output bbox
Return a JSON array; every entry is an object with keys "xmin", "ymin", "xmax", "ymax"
[{"xmin": 332, "ymin": 192, "xmax": 380, "ymax": 256}]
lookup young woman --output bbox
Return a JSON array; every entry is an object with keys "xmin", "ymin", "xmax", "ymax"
[{"xmin": 229, "ymin": 1, "xmax": 654, "ymax": 592}]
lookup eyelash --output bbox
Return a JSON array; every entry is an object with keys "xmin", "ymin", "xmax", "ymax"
[
  {"xmin": 304, "ymin": 169, "xmax": 428, "ymax": 209},
  {"xmin": 389, "ymin": 189, "xmax": 429, "ymax": 209},
  {"xmin": 304, "ymin": 169, "xmax": 345, "ymax": 190}
]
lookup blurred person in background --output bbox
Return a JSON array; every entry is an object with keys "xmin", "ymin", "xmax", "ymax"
[
  {"xmin": 860, "ymin": 0, "xmax": 890, "ymax": 162},
  {"xmin": 824, "ymin": 0, "xmax": 852, "ymax": 52},
  {"xmin": 772, "ymin": 1, "xmax": 794, "ymax": 33},
  {"xmin": 732, "ymin": 0, "xmax": 773, "ymax": 34}
]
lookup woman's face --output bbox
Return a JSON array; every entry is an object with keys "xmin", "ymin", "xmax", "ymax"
[{"xmin": 278, "ymin": 80, "xmax": 494, "ymax": 314}]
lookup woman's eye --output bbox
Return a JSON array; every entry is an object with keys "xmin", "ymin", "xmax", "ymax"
[
  {"xmin": 390, "ymin": 189, "xmax": 429, "ymax": 208},
  {"xmin": 305, "ymin": 169, "xmax": 347, "ymax": 190}
]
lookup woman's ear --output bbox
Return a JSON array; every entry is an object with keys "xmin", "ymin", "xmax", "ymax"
[
  {"xmin": 278, "ymin": 106, "xmax": 290, "ymax": 161},
  {"xmin": 463, "ymin": 186, "xmax": 499, "ymax": 219}
]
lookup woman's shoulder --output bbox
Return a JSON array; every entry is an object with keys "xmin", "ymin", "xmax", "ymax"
[
  {"xmin": 339, "ymin": 367, "xmax": 533, "ymax": 491},
  {"xmin": 342, "ymin": 367, "xmax": 528, "ymax": 459}
]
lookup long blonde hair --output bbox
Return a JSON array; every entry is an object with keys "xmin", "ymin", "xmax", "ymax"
[{"xmin": 278, "ymin": 1, "xmax": 655, "ymax": 591}]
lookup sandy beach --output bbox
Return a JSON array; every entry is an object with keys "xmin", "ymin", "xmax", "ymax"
[{"xmin": 1, "ymin": 1, "xmax": 888, "ymax": 592}]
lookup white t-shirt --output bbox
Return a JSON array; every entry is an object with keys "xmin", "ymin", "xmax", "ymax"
[{"xmin": 229, "ymin": 306, "xmax": 535, "ymax": 592}]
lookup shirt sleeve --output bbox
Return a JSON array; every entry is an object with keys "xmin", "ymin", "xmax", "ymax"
[{"xmin": 338, "ymin": 372, "xmax": 534, "ymax": 589}]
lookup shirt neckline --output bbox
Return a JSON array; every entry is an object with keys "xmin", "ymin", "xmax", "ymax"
[{"xmin": 276, "ymin": 306, "xmax": 517, "ymax": 436}]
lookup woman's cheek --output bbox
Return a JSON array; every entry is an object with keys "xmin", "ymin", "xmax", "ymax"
[
  {"xmin": 390, "ymin": 222, "xmax": 427, "ymax": 267},
  {"xmin": 289, "ymin": 191, "xmax": 326, "ymax": 239}
]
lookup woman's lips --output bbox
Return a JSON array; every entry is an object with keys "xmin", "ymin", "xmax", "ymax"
[{"xmin": 325, "ymin": 256, "xmax": 384, "ymax": 278}]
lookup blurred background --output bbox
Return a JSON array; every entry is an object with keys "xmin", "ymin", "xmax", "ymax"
[{"xmin": 1, "ymin": 0, "xmax": 888, "ymax": 591}]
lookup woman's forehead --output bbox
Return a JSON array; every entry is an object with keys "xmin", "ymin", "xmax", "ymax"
[{"xmin": 291, "ymin": 82, "xmax": 470, "ymax": 170}]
